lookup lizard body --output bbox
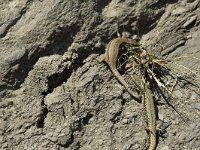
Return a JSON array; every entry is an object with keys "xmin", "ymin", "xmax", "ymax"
[
  {"xmin": 99, "ymin": 37, "xmax": 140, "ymax": 99},
  {"xmin": 143, "ymin": 83, "xmax": 157, "ymax": 150}
]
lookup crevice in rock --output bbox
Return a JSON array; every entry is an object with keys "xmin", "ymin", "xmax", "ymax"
[
  {"xmin": 137, "ymin": 9, "xmax": 164, "ymax": 34},
  {"xmin": 36, "ymin": 106, "xmax": 48, "ymax": 128},
  {"xmin": 81, "ymin": 113, "xmax": 93, "ymax": 125},
  {"xmin": 138, "ymin": 0, "xmax": 178, "ymax": 34},
  {"xmin": 95, "ymin": 0, "xmax": 112, "ymax": 13},
  {"xmin": 121, "ymin": 99, "xmax": 126, "ymax": 106},
  {"xmin": 45, "ymin": 46, "xmax": 94, "ymax": 95},
  {"xmin": 149, "ymin": 0, "xmax": 178, "ymax": 9},
  {"xmin": 110, "ymin": 110, "xmax": 123, "ymax": 124},
  {"xmin": 0, "ymin": 0, "xmax": 33, "ymax": 38},
  {"xmin": 4, "ymin": 24, "xmax": 81, "ymax": 91},
  {"xmin": 36, "ymin": 93, "xmax": 48, "ymax": 128},
  {"xmin": 58, "ymin": 133, "xmax": 75, "ymax": 148}
]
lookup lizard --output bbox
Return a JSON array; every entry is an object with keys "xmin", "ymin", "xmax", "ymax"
[
  {"xmin": 137, "ymin": 48, "xmax": 157, "ymax": 150},
  {"xmin": 142, "ymin": 80, "xmax": 157, "ymax": 150},
  {"xmin": 131, "ymin": 72, "xmax": 157, "ymax": 150},
  {"xmin": 98, "ymin": 36, "xmax": 140, "ymax": 99}
]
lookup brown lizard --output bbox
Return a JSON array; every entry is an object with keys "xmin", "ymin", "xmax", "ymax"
[
  {"xmin": 99, "ymin": 37, "xmax": 140, "ymax": 99},
  {"xmin": 142, "ymin": 81, "xmax": 157, "ymax": 150},
  {"xmin": 139, "ymin": 48, "xmax": 157, "ymax": 150}
]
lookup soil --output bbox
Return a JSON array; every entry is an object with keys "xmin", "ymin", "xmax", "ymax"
[{"xmin": 0, "ymin": 0, "xmax": 200, "ymax": 150}]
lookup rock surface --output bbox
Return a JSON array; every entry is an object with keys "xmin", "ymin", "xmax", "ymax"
[{"xmin": 0, "ymin": 0, "xmax": 200, "ymax": 149}]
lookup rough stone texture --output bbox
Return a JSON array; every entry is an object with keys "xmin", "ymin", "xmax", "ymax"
[{"xmin": 0, "ymin": 0, "xmax": 200, "ymax": 150}]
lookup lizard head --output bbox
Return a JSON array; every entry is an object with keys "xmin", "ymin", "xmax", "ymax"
[{"xmin": 126, "ymin": 37, "xmax": 140, "ymax": 46}]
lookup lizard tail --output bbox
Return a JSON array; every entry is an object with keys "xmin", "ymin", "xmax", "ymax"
[
  {"xmin": 110, "ymin": 67, "xmax": 139, "ymax": 99},
  {"xmin": 149, "ymin": 132, "xmax": 156, "ymax": 150}
]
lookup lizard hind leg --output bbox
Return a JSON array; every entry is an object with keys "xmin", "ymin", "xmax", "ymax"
[
  {"xmin": 97, "ymin": 53, "xmax": 107, "ymax": 62},
  {"xmin": 156, "ymin": 120, "xmax": 171, "ymax": 136}
]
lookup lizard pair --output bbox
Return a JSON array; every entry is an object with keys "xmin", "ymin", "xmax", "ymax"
[{"xmin": 98, "ymin": 34, "xmax": 159, "ymax": 150}]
